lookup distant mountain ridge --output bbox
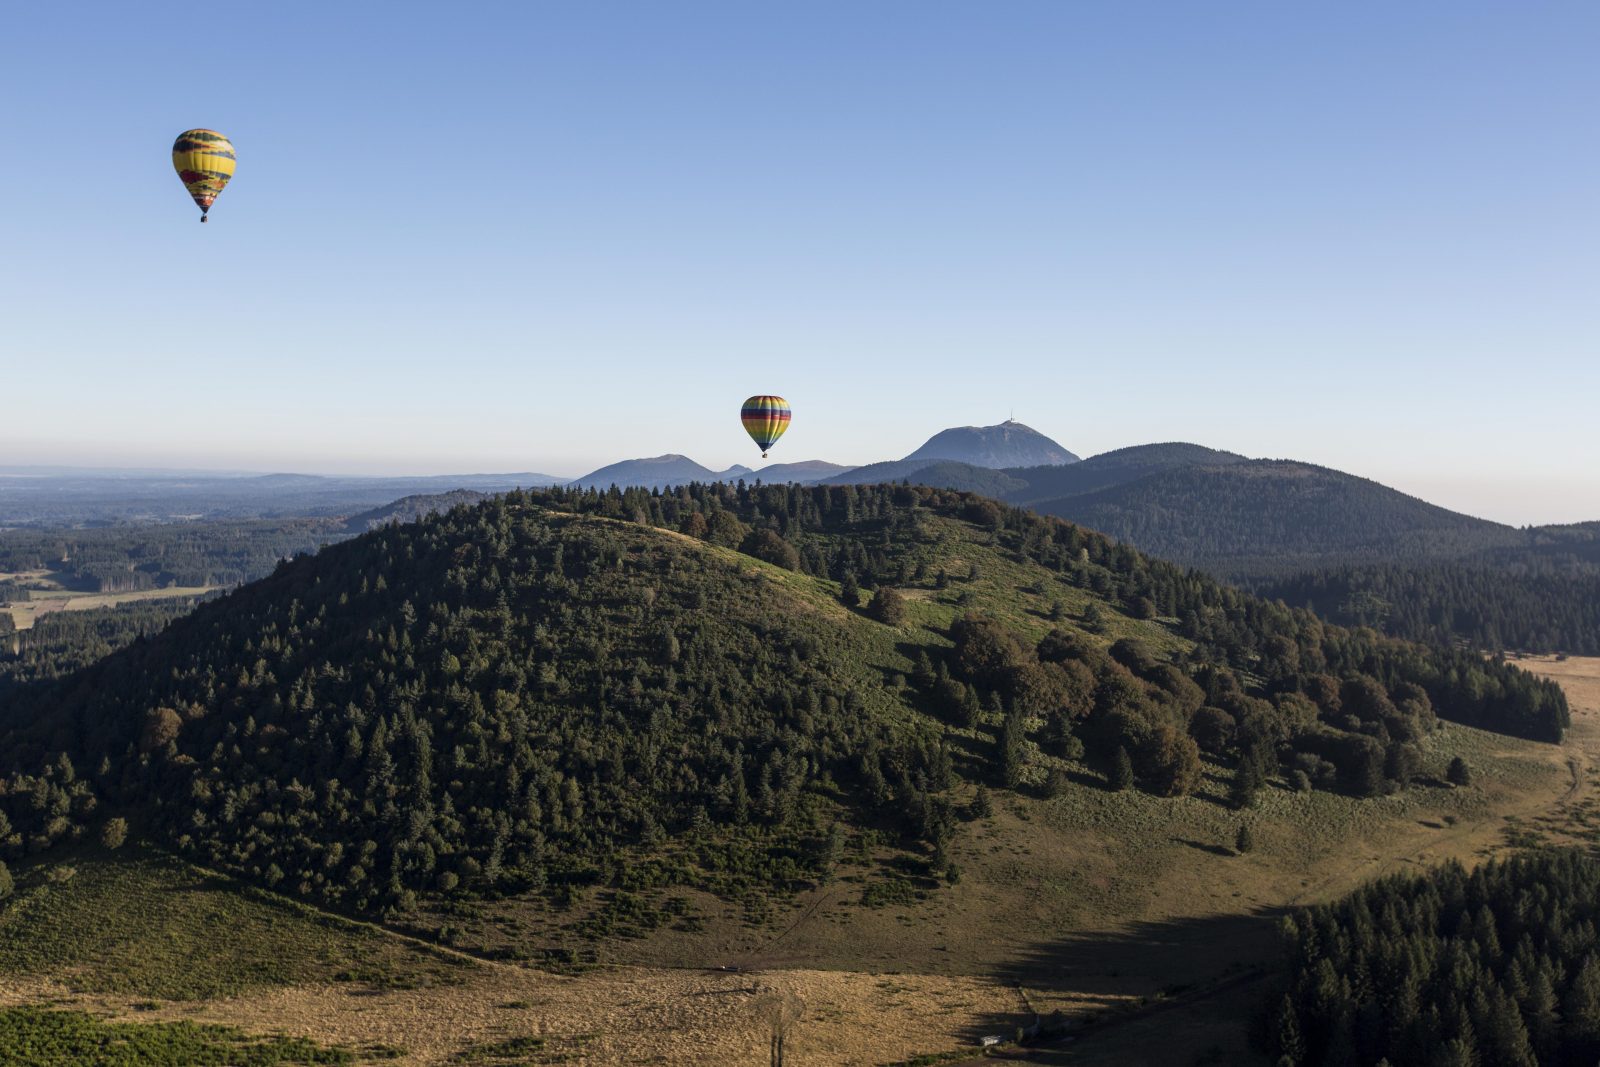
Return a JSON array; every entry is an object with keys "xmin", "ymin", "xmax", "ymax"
[
  {"xmin": 900, "ymin": 419, "xmax": 1080, "ymax": 468},
  {"xmin": 567, "ymin": 454, "xmax": 754, "ymax": 491},
  {"xmin": 556, "ymin": 436, "xmax": 1600, "ymax": 659},
  {"xmin": 1003, "ymin": 443, "xmax": 1249, "ymax": 504},
  {"xmin": 747, "ymin": 459, "xmax": 857, "ymax": 482},
  {"xmin": 1028, "ymin": 458, "xmax": 1525, "ymax": 579},
  {"xmin": 343, "ymin": 490, "xmax": 488, "ymax": 532},
  {"xmin": 568, "ymin": 421, "xmax": 1076, "ymax": 493}
]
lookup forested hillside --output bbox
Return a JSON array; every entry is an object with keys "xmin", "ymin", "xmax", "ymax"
[
  {"xmin": 0, "ymin": 486, "xmax": 1566, "ymax": 926},
  {"xmin": 1003, "ymin": 442, "xmax": 1248, "ymax": 504},
  {"xmin": 342, "ymin": 490, "xmax": 488, "ymax": 533},
  {"xmin": 1271, "ymin": 852, "xmax": 1600, "ymax": 1066},
  {"xmin": 1030, "ymin": 460, "xmax": 1523, "ymax": 577},
  {"xmin": 1266, "ymin": 562, "xmax": 1600, "ymax": 657},
  {"xmin": 0, "ymin": 598, "xmax": 214, "ymax": 693},
  {"xmin": 818, "ymin": 447, "xmax": 1599, "ymax": 656},
  {"xmin": 0, "ymin": 520, "xmax": 347, "ymax": 593}
]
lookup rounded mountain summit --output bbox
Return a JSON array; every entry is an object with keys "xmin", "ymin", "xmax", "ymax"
[{"xmin": 900, "ymin": 419, "xmax": 1080, "ymax": 468}]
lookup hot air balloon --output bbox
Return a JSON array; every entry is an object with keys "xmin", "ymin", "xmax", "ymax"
[
  {"xmin": 172, "ymin": 129, "xmax": 236, "ymax": 222},
  {"xmin": 741, "ymin": 395, "xmax": 791, "ymax": 458}
]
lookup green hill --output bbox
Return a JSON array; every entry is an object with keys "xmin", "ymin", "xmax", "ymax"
[
  {"xmin": 1030, "ymin": 459, "xmax": 1524, "ymax": 578},
  {"xmin": 1004, "ymin": 442, "xmax": 1249, "ymax": 504},
  {"xmin": 0, "ymin": 485, "xmax": 1566, "ymax": 931},
  {"xmin": 1264, "ymin": 561, "xmax": 1600, "ymax": 656}
]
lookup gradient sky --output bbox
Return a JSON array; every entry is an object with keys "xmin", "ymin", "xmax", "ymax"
[{"xmin": 2, "ymin": 2, "xmax": 1596, "ymax": 525}]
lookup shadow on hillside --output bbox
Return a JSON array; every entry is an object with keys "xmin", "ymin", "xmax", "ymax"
[
  {"xmin": 993, "ymin": 911, "xmax": 1282, "ymax": 995},
  {"xmin": 1059, "ymin": 766, "xmax": 1108, "ymax": 791},
  {"xmin": 1187, "ymin": 789, "xmax": 1238, "ymax": 811},
  {"xmin": 1174, "ymin": 837, "xmax": 1236, "ymax": 858},
  {"xmin": 953, "ymin": 910, "xmax": 1286, "ymax": 1046}
]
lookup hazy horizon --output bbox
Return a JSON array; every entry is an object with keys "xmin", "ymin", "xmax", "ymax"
[
  {"xmin": 4, "ymin": 422, "xmax": 1593, "ymax": 530},
  {"xmin": 4, "ymin": 3, "xmax": 1597, "ymax": 527}
]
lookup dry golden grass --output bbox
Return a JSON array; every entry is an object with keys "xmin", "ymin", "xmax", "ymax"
[
  {"xmin": 1517, "ymin": 654, "xmax": 1600, "ymax": 713},
  {"xmin": 3, "ymin": 584, "xmax": 217, "ymax": 630},
  {"xmin": 0, "ymin": 965, "xmax": 1059, "ymax": 1066}
]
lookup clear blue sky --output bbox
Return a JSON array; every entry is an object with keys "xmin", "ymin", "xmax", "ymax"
[{"xmin": 3, "ymin": 2, "xmax": 1596, "ymax": 524}]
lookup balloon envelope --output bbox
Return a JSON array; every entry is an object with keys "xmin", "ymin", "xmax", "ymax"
[
  {"xmin": 741, "ymin": 396, "xmax": 791, "ymax": 457},
  {"xmin": 172, "ymin": 129, "xmax": 235, "ymax": 219}
]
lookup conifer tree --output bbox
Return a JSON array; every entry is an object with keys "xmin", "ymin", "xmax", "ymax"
[
  {"xmin": 1230, "ymin": 758, "xmax": 1263, "ymax": 809},
  {"xmin": 1108, "ymin": 745, "xmax": 1134, "ymax": 791}
]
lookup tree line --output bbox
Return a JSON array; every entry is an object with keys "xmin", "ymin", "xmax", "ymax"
[
  {"xmin": 0, "ymin": 520, "xmax": 346, "ymax": 595},
  {"xmin": 1264, "ymin": 560, "xmax": 1600, "ymax": 657},
  {"xmin": 1270, "ymin": 851, "xmax": 1600, "ymax": 1066}
]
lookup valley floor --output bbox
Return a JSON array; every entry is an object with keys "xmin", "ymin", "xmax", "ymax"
[{"xmin": 3, "ymin": 657, "xmax": 1596, "ymax": 1066}]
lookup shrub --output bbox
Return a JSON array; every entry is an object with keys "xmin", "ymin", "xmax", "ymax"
[
  {"xmin": 869, "ymin": 586, "xmax": 907, "ymax": 626},
  {"xmin": 738, "ymin": 529, "xmax": 800, "ymax": 571}
]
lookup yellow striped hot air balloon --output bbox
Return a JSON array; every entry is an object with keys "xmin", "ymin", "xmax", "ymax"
[
  {"xmin": 172, "ymin": 129, "xmax": 236, "ymax": 222},
  {"xmin": 741, "ymin": 396, "xmax": 791, "ymax": 458}
]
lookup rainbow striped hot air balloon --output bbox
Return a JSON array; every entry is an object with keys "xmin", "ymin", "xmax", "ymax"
[
  {"xmin": 172, "ymin": 129, "xmax": 236, "ymax": 222},
  {"xmin": 741, "ymin": 395, "xmax": 791, "ymax": 458}
]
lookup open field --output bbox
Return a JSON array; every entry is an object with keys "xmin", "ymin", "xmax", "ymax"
[
  {"xmin": 0, "ymin": 568, "xmax": 217, "ymax": 630},
  {"xmin": 0, "ymin": 851, "xmax": 468, "ymax": 1000},
  {"xmin": 1490, "ymin": 655, "xmax": 1600, "ymax": 855}
]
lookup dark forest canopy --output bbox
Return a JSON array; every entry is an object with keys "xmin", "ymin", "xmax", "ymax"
[
  {"xmin": 1028, "ymin": 460, "xmax": 1524, "ymax": 577},
  {"xmin": 0, "ymin": 484, "xmax": 1568, "ymax": 921},
  {"xmin": 1271, "ymin": 852, "xmax": 1600, "ymax": 1067},
  {"xmin": 0, "ymin": 520, "xmax": 346, "ymax": 593},
  {"xmin": 0, "ymin": 598, "xmax": 213, "ymax": 694},
  {"xmin": 1264, "ymin": 560, "xmax": 1600, "ymax": 658}
]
